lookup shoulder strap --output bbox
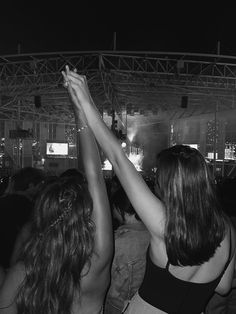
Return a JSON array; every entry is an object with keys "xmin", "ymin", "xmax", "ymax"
[
  {"xmin": 223, "ymin": 227, "xmax": 232, "ymax": 272},
  {"xmin": 166, "ymin": 260, "xmax": 170, "ymax": 270}
]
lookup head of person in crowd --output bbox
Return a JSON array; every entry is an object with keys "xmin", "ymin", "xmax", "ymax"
[
  {"xmin": 16, "ymin": 175, "xmax": 95, "ymax": 313},
  {"xmin": 5, "ymin": 167, "xmax": 45, "ymax": 200},
  {"xmin": 111, "ymin": 185, "xmax": 141, "ymax": 227},
  {"xmin": 60, "ymin": 168, "xmax": 86, "ymax": 184},
  {"xmin": 155, "ymin": 144, "xmax": 225, "ymax": 266},
  {"xmin": 0, "ymin": 176, "xmax": 9, "ymax": 196},
  {"xmin": 110, "ymin": 174, "xmax": 121, "ymax": 195},
  {"xmin": 215, "ymin": 177, "xmax": 236, "ymax": 217},
  {"xmin": 143, "ymin": 176, "xmax": 155, "ymax": 194},
  {"xmin": 0, "ymin": 167, "xmax": 46, "ymax": 269}
]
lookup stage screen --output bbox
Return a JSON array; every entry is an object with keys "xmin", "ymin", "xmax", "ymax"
[{"xmin": 46, "ymin": 142, "xmax": 69, "ymax": 157}]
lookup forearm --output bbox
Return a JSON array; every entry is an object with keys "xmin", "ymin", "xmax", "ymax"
[
  {"xmin": 75, "ymin": 110, "xmax": 113, "ymax": 253},
  {"xmin": 75, "ymin": 108, "xmax": 102, "ymax": 177},
  {"xmin": 64, "ymin": 67, "xmax": 125, "ymax": 171},
  {"xmin": 79, "ymin": 99, "xmax": 125, "ymax": 171}
]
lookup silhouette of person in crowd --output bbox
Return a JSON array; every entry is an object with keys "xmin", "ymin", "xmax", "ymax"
[
  {"xmin": 60, "ymin": 167, "xmax": 86, "ymax": 183},
  {"xmin": 0, "ymin": 167, "xmax": 45, "ymax": 270},
  {"xmin": 104, "ymin": 185, "xmax": 150, "ymax": 314}
]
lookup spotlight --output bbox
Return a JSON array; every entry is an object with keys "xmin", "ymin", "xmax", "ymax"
[
  {"xmin": 34, "ymin": 95, "xmax": 41, "ymax": 108},
  {"xmin": 181, "ymin": 96, "xmax": 188, "ymax": 108}
]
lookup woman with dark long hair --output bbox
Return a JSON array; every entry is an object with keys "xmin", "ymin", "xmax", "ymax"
[
  {"xmin": 0, "ymin": 71, "xmax": 113, "ymax": 313},
  {"xmin": 63, "ymin": 65, "xmax": 236, "ymax": 314}
]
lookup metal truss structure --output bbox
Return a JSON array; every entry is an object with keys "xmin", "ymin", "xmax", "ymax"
[{"xmin": 1, "ymin": 50, "xmax": 236, "ymax": 124}]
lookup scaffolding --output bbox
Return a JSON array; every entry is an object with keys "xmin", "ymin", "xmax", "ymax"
[
  {"xmin": 1, "ymin": 51, "xmax": 236, "ymax": 177},
  {"xmin": 0, "ymin": 51, "xmax": 236, "ymax": 122}
]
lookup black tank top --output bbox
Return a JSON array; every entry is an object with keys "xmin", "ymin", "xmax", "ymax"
[{"xmin": 139, "ymin": 237, "xmax": 232, "ymax": 314}]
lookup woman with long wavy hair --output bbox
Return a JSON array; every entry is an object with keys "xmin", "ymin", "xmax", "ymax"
[
  {"xmin": 19, "ymin": 176, "xmax": 95, "ymax": 313},
  {"xmin": 0, "ymin": 71, "xmax": 113, "ymax": 314},
  {"xmin": 63, "ymin": 65, "xmax": 236, "ymax": 314}
]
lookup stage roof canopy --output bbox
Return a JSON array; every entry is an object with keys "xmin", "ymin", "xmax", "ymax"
[{"xmin": 1, "ymin": 51, "xmax": 236, "ymax": 124}]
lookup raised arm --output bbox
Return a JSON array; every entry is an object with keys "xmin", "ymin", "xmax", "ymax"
[
  {"xmin": 63, "ymin": 66, "xmax": 165, "ymax": 238},
  {"xmin": 63, "ymin": 74, "xmax": 113, "ymax": 271}
]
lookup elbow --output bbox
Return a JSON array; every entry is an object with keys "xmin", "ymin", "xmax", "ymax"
[{"xmin": 109, "ymin": 146, "xmax": 126, "ymax": 171}]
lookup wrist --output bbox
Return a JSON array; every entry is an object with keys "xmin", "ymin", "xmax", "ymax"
[
  {"xmin": 73, "ymin": 106, "xmax": 81, "ymax": 116},
  {"xmin": 76, "ymin": 125, "xmax": 88, "ymax": 133}
]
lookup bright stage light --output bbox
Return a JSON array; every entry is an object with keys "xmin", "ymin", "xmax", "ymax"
[
  {"xmin": 102, "ymin": 159, "xmax": 112, "ymax": 170},
  {"xmin": 128, "ymin": 151, "xmax": 144, "ymax": 172},
  {"xmin": 183, "ymin": 144, "xmax": 198, "ymax": 150},
  {"xmin": 121, "ymin": 142, "xmax": 127, "ymax": 148}
]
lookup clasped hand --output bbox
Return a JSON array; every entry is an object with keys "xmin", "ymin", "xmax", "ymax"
[{"xmin": 61, "ymin": 65, "xmax": 92, "ymax": 108}]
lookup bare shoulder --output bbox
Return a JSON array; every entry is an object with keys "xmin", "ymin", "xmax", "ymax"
[
  {"xmin": 213, "ymin": 219, "xmax": 235, "ymax": 266},
  {"xmin": 1, "ymin": 262, "xmax": 25, "ymax": 287},
  {"xmin": 214, "ymin": 219, "xmax": 236, "ymax": 295},
  {"xmin": 0, "ymin": 262, "xmax": 25, "ymax": 310}
]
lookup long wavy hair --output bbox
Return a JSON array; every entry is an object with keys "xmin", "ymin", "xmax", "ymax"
[
  {"xmin": 156, "ymin": 145, "xmax": 226, "ymax": 266},
  {"xmin": 16, "ymin": 176, "xmax": 95, "ymax": 314}
]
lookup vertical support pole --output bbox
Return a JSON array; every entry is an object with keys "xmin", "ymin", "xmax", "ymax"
[
  {"xmin": 213, "ymin": 102, "xmax": 218, "ymax": 178},
  {"xmin": 113, "ymin": 32, "xmax": 117, "ymax": 51},
  {"xmin": 17, "ymin": 101, "xmax": 21, "ymax": 168},
  {"xmin": 199, "ymin": 119, "xmax": 207, "ymax": 157}
]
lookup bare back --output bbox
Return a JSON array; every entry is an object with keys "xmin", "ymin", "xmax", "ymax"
[
  {"xmin": 0, "ymin": 258, "xmax": 110, "ymax": 314},
  {"xmin": 149, "ymin": 220, "xmax": 235, "ymax": 292},
  {"xmin": 71, "ymin": 259, "xmax": 110, "ymax": 314}
]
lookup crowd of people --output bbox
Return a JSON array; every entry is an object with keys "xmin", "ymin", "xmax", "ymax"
[{"xmin": 0, "ymin": 65, "xmax": 235, "ymax": 313}]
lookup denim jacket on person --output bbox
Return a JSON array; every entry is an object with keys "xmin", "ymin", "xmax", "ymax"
[{"xmin": 104, "ymin": 222, "xmax": 150, "ymax": 314}]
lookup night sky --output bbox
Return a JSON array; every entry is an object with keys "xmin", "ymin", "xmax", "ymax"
[{"xmin": 0, "ymin": 3, "xmax": 236, "ymax": 56}]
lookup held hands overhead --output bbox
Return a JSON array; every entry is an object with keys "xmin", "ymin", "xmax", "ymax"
[{"xmin": 62, "ymin": 65, "xmax": 92, "ymax": 111}]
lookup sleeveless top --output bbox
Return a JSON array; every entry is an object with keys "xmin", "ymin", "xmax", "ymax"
[{"xmin": 139, "ymin": 235, "xmax": 232, "ymax": 314}]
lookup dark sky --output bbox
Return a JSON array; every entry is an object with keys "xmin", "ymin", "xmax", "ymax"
[{"xmin": 0, "ymin": 3, "xmax": 235, "ymax": 56}]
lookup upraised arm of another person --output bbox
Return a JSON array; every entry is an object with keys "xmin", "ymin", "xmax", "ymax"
[{"xmin": 63, "ymin": 71, "xmax": 113, "ymax": 274}]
